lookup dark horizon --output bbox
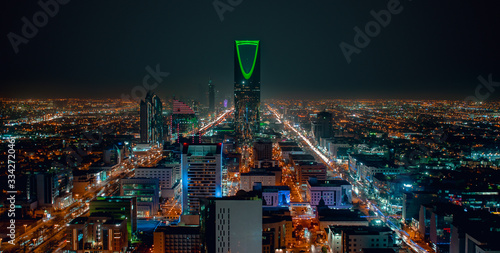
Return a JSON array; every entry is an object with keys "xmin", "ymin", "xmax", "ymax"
[{"xmin": 1, "ymin": 1, "xmax": 500, "ymax": 101}]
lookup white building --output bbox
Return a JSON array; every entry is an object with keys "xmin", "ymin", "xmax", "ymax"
[
  {"xmin": 136, "ymin": 166, "xmax": 173, "ymax": 188},
  {"xmin": 261, "ymin": 186, "xmax": 291, "ymax": 207},
  {"xmin": 326, "ymin": 226, "xmax": 394, "ymax": 253},
  {"xmin": 201, "ymin": 197, "xmax": 262, "ymax": 253},
  {"xmin": 240, "ymin": 172, "xmax": 277, "ymax": 192},
  {"xmin": 349, "ymin": 154, "xmax": 406, "ymax": 182},
  {"xmin": 306, "ymin": 179, "xmax": 352, "ymax": 209}
]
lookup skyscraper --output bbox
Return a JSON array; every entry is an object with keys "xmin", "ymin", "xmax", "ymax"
[
  {"xmin": 208, "ymin": 78, "xmax": 215, "ymax": 115},
  {"xmin": 140, "ymin": 91, "xmax": 163, "ymax": 144},
  {"xmin": 253, "ymin": 139, "xmax": 273, "ymax": 161},
  {"xmin": 311, "ymin": 111, "xmax": 333, "ymax": 143},
  {"xmin": 234, "ymin": 40, "xmax": 261, "ymax": 139},
  {"xmin": 200, "ymin": 195, "xmax": 262, "ymax": 253},
  {"xmin": 170, "ymin": 99, "xmax": 198, "ymax": 142},
  {"xmin": 181, "ymin": 143, "xmax": 223, "ymax": 215}
]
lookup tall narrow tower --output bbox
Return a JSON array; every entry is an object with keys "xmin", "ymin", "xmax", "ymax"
[
  {"xmin": 208, "ymin": 78, "xmax": 215, "ymax": 115},
  {"xmin": 234, "ymin": 40, "xmax": 261, "ymax": 140},
  {"xmin": 140, "ymin": 91, "xmax": 163, "ymax": 144}
]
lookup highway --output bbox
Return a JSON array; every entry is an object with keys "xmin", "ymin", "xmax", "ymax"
[
  {"xmin": 7, "ymin": 148, "xmax": 164, "ymax": 253},
  {"xmin": 199, "ymin": 108, "xmax": 234, "ymax": 135}
]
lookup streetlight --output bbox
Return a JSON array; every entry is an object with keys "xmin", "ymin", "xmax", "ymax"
[{"xmin": 24, "ymin": 224, "xmax": 28, "ymax": 233}]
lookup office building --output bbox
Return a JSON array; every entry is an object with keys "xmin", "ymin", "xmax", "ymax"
[
  {"xmin": 311, "ymin": 111, "xmax": 333, "ymax": 143},
  {"xmin": 35, "ymin": 168, "xmax": 73, "ymax": 208},
  {"xmin": 66, "ymin": 215, "xmax": 128, "ymax": 253},
  {"xmin": 261, "ymin": 186, "xmax": 291, "ymax": 207},
  {"xmin": 240, "ymin": 171, "xmax": 277, "ymax": 191},
  {"xmin": 140, "ymin": 91, "xmax": 163, "ymax": 144},
  {"xmin": 316, "ymin": 208, "xmax": 369, "ymax": 233},
  {"xmin": 154, "ymin": 226, "xmax": 201, "ymax": 253},
  {"xmin": 181, "ymin": 143, "xmax": 223, "ymax": 214},
  {"xmin": 253, "ymin": 139, "xmax": 273, "ymax": 160},
  {"xmin": 171, "ymin": 99, "xmax": 198, "ymax": 142},
  {"xmin": 136, "ymin": 163, "xmax": 180, "ymax": 197},
  {"xmin": 326, "ymin": 226, "xmax": 395, "ymax": 253},
  {"xmin": 262, "ymin": 215, "xmax": 293, "ymax": 252},
  {"xmin": 120, "ymin": 178, "xmax": 159, "ymax": 218},
  {"xmin": 200, "ymin": 196, "xmax": 262, "ymax": 253},
  {"xmin": 89, "ymin": 196, "xmax": 137, "ymax": 239},
  {"xmin": 296, "ymin": 161, "xmax": 327, "ymax": 185},
  {"xmin": 234, "ymin": 40, "xmax": 261, "ymax": 138},
  {"xmin": 307, "ymin": 178, "xmax": 352, "ymax": 209}
]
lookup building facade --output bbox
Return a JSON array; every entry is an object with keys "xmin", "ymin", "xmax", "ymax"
[
  {"xmin": 307, "ymin": 179, "xmax": 353, "ymax": 209},
  {"xmin": 327, "ymin": 226, "xmax": 395, "ymax": 253},
  {"xmin": 154, "ymin": 226, "xmax": 201, "ymax": 253},
  {"xmin": 234, "ymin": 40, "xmax": 261, "ymax": 138},
  {"xmin": 140, "ymin": 91, "xmax": 163, "ymax": 144},
  {"xmin": 181, "ymin": 143, "xmax": 223, "ymax": 214},
  {"xmin": 200, "ymin": 196, "xmax": 262, "ymax": 253},
  {"xmin": 66, "ymin": 216, "xmax": 128, "ymax": 253},
  {"xmin": 120, "ymin": 178, "xmax": 159, "ymax": 218},
  {"xmin": 89, "ymin": 196, "xmax": 137, "ymax": 239},
  {"xmin": 311, "ymin": 111, "xmax": 333, "ymax": 143},
  {"xmin": 240, "ymin": 171, "xmax": 277, "ymax": 192}
]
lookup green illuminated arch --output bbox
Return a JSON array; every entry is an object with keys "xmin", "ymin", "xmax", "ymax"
[{"xmin": 235, "ymin": 40, "xmax": 259, "ymax": 80}]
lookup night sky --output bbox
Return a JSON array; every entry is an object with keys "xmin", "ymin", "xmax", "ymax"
[{"xmin": 1, "ymin": 0, "xmax": 500, "ymax": 101}]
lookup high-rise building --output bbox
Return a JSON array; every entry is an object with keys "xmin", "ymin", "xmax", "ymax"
[
  {"xmin": 311, "ymin": 111, "xmax": 333, "ymax": 143},
  {"xmin": 181, "ymin": 143, "xmax": 223, "ymax": 215},
  {"xmin": 208, "ymin": 78, "xmax": 215, "ymax": 115},
  {"xmin": 200, "ymin": 196, "xmax": 262, "ymax": 253},
  {"xmin": 35, "ymin": 168, "xmax": 73, "ymax": 208},
  {"xmin": 170, "ymin": 99, "xmax": 198, "ymax": 142},
  {"xmin": 140, "ymin": 91, "xmax": 163, "ymax": 144},
  {"xmin": 234, "ymin": 40, "xmax": 261, "ymax": 139},
  {"xmin": 253, "ymin": 139, "xmax": 273, "ymax": 160}
]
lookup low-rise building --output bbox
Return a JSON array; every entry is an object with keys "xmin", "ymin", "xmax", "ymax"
[
  {"xmin": 326, "ymin": 226, "xmax": 395, "ymax": 253},
  {"xmin": 153, "ymin": 226, "xmax": 201, "ymax": 253},
  {"xmin": 316, "ymin": 208, "xmax": 369, "ymax": 234},
  {"xmin": 66, "ymin": 215, "xmax": 128, "ymax": 253},
  {"xmin": 240, "ymin": 171, "xmax": 277, "ymax": 191},
  {"xmin": 307, "ymin": 178, "xmax": 352, "ymax": 209},
  {"xmin": 120, "ymin": 178, "xmax": 159, "ymax": 218},
  {"xmin": 296, "ymin": 161, "xmax": 327, "ymax": 185},
  {"xmin": 261, "ymin": 186, "xmax": 291, "ymax": 207}
]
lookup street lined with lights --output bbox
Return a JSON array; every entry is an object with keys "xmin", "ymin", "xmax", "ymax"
[{"xmin": 267, "ymin": 104, "xmax": 429, "ymax": 253}]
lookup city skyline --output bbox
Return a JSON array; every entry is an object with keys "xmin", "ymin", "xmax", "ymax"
[
  {"xmin": 1, "ymin": 1, "xmax": 500, "ymax": 100},
  {"xmin": 2, "ymin": 1, "xmax": 500, "ymax": 253}
]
